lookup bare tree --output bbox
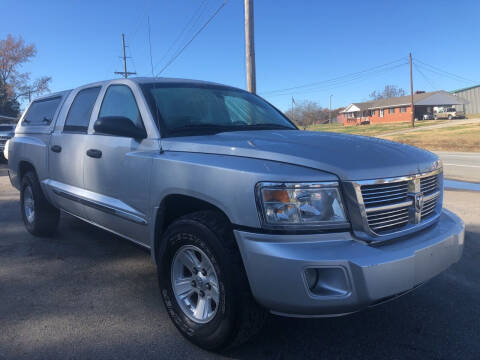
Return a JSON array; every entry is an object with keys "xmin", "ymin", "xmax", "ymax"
[
  {"xmin": 369, "ymin": 85, "xmax": 406, "ymax": 100},
  {"xmin": 285, "ymin": 100, "xmax": 343, "ymax": 129},
  {"xmin": 0, "ymin": 34, "xmax": 51, "ymax": 116}
]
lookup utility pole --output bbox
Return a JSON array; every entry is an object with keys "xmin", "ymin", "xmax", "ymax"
[
  {"xmin": 114, "ymin": 33, "xmax": 136, "ymax": 78},
  {"xmin": 244, "ymin": 0, "xmax": 256, "ymax": 93},
  {"xmin": 409, "ymin": 52, "xmax": 414, "ymax": 128},
  {"xmin": 329, "ymin": 94, "xmax": 333, "ymax": 124}
]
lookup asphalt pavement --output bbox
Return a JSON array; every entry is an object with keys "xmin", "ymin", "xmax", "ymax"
[
  {"xmin": 435, "ymin": 151, "xmax": 480, "ymax": 183},
  {"xmin": 0, "ymin": 161, "xmax": 479, "ymax": 360}
]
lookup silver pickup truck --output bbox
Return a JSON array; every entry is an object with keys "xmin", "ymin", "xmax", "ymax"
[{"xmin": 5, "ymin": 78, "xmax": 464, "ymax": 350}]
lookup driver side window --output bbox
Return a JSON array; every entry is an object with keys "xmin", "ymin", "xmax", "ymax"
[{"xmin": 98, "ymin": 85, "xmax": 143, "ymax": 128}]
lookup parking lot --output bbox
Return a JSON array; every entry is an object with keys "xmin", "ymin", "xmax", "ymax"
[{"xmin": 0, "ymin": 160, "xmax": 479, "ymax": 360}]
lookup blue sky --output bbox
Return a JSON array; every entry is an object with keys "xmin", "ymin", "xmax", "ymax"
[{"xmin": 2, "ymin": 0, "xmax": 479, "ymax": 111}]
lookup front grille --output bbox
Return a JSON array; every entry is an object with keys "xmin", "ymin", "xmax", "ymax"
[
  {"xmin": 420, "ymin": 174, "xmax": 440, "ymax": 219},
  {"xmin": 361, "ymin": 181, "xmax": 410, "ymax": 233},
  {"xmin": 420, "ymin": 174, "xmax": 439, "ymax": 195},
  {"xmin": 359, "ymin": 171, "xmax": 441, "ymax": 235}
]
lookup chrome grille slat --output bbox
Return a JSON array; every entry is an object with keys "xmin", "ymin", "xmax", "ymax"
[
  {"xmin": 421, "ymin": 208, "xmax": 436, "ymax": 218},
  {"xmin": 369, "ymin": 212, "xmax": 409, "ymax": 224},
  {"xmin": 421, "ymin": 175, "xmax": 437, "ymax": 183},
  {"xmin": 422, "ymin": 182, "xmax": 437, "ymax": 191},
  {"xmin": 363, "ymin": 194, "xmax": 409, "ymax": 205},
  {"xmin": 367, "ymin": 207, "xmax": 409, "ymax": 219},
  {"xmin": 422, "ymin": 202, "xmax": 436, "ymax": 212},
  {"xmin": 358, "ymin": 170, "xmax": 442, "ymax": 237},
  {"xmin": 362, "ymin": 183, "xmax": 408, "ymax": 193},
  {"xmin": 369, "ymin": 215, "xmax": 409, "ymax": 227},
  {"xmin": 370, "ymin": 219, "xmax": 409, "ymax": 231},
  {"xmin": 362, "ymin": 191, "xmax": 408, "ymax": 201},
  {"xmin": 421, "ymin": 179, "xmax": 436, "ymax": 187},
  {"xmin": 364, "ymin": 186, "xmax": 408, "ymax": 196}
]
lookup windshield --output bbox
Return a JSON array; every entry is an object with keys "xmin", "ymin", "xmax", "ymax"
[{"xmin": 141, "ymin": 83, "xmax": 297, "ymax": 137}]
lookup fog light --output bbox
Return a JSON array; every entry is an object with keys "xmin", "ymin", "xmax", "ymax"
[
  {"xmin": 304, "ymin": 268, "xmax": 319, "ymax": 290},
  {"xmin": 304, "ymin": 267, "xmax": 350, "ymax": 297}
]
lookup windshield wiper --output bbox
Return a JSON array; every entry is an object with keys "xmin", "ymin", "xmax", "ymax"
[
  {"xmin": 167, "ymin": 124, "xmax": 231, "ymax": 135},
  {"xmin": 231, "ymin": 123, "xmax": 295, "ymax": 130},
  {"xmin": 167, "ymin": 123, "xmax": 295, "ymax": 137}
]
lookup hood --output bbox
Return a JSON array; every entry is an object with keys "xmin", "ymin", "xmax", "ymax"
[{"xmin": 161, "ymin": 130, "xmax": 440, "ymax": 181}]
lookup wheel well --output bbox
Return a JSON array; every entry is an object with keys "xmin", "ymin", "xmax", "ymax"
[
  {"xmin": 156, "ymin": 194, "xmax": 229, "ymax": 236},
  {"xmin": 153, "ymin": 194, "xmax": 232, "ymax": 264},
  {"xmin": 19, "ymin": 161, "xmax": 36, "ymax": 180}
]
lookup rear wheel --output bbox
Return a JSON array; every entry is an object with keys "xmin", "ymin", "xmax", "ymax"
[
  {"xmin": 20, "ymin": 171, "xmax": 60, "ymax": 236},
  {"xmin": 158, "ymin": 211, "xmax": 266, "ymax": 350}
]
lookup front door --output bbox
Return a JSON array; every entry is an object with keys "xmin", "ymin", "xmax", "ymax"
[{"xmin": 83, "ymin": 84, "xmax": 155, "ymax": 246}]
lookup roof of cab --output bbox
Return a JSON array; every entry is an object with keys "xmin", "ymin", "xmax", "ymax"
[
  {"xmin": 76, "ymin": 76, "xmax": 231, "ymax": 89},
  {"xmin": 34, "ymin": 89, "xmax": 72, "ymax": 101},
  {"xmin": 129, "ymin": 76, "xmax": 227, "ymax": 87},
  {"xmin": 32, "ymin": 77, "xmax": 238, "ymax": 103}
]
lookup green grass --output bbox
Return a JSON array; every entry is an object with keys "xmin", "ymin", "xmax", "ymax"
[{"xmin": 307, "ymin": 120, "xmax": 446, "ymax": 137}]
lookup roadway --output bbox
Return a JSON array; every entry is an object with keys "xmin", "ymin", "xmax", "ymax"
[{"xmin": 435, "ymin": 152, "xmax": 480, "ymax": 183}]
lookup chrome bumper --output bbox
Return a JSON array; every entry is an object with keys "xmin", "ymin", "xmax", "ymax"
[{"xmin": 234, "ymin": 209, "xmax": 464, "ymax": 317}]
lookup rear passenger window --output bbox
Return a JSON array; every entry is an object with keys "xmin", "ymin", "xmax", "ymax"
[
  {"xmin": 64, "ymin": 87, "xmax": 101, "ymax": 133},
  {"xmin": 98, "ymin": 85, "xmax": 143, "ymax": 128},
  {"xmin": 23, "ymin": 97, "xmax": 61, "ymax": 126}
]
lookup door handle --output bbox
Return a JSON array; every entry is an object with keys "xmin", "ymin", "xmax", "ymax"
[
  {"xmin": 86, "ymin": 149, "xmax": 102, "ymax": 159},
  {"xmin": 51, "ymin": 145, "xmax": 62, "ymax": 153}
]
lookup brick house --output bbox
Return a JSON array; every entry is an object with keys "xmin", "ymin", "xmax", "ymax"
[{"xmin": 341, "ymin": 91, "xmax": 464, "ymax": 126}]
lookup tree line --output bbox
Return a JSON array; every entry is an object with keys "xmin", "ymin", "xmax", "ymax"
[
  {"xmin": 284, "ymin": 100, "xmax": 343, "ymax": 128},
  {"xmin": 284, "ymin": 85, "xmax": 406, "ymax": 128}
]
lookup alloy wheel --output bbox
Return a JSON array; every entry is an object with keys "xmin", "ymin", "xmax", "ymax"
[{"xmin": 171, "ymin": 245, "xmax": 220, "ymax": 324}]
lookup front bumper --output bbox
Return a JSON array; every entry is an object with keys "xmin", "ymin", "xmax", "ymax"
[{"xmin": 234, "ymin": 209, "xmax": 464, "ymax": 317}]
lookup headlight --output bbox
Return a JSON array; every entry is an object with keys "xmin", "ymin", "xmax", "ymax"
[{"xmin": 256, "ymin": 182, "xmax": 349, "ymax": 229}]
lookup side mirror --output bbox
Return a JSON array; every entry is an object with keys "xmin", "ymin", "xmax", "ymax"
[{"xmin": 94, "ymin": 116, "xmax": 147, "ymax": 139}]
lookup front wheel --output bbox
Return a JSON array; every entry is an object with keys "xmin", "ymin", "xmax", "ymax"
[
  {"xmin": 20, "ymin": 171, "xmax": 60, "ymax": 236},
  {"xmin": 158, "ymin": 211, "xmax": 266, "ymax": 350},
  {"xmin": 448, "ymin": 115, "xmax": 453, "ymax": 120}
]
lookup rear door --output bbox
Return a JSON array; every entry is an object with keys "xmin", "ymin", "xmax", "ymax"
[
  {"xmin": 83, "ymin": 83, "xmax": 156, "ymax": 246},
  {"xmin": 47, "ymin": 86, "xmax": 101, "ymax": 218}
]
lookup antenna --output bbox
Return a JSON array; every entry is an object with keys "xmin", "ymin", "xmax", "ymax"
[{"xmin": 148, "ymin": 17, "xmax": 154, "ymax": 76}]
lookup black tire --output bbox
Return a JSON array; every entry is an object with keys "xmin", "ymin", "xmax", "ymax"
[
  {"xmin": 20, "ymin": 171, "xmax": 60, "ymax": 237},
  {"xmin": 448, "ymin": 115, "xmax": 453, "ymax": 120},
  {"xmin": 158, "ymin": 210, "xmax": 267, "ymax": 350}
]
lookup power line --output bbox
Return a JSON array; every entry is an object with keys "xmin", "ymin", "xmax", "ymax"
[
  {"xmin": 415, "ymin": 62, "xmax": 473, "ymax": 84},
  {"xmin": 129, "ymin": 0, "xmax": 154, "ymax": 44},
  {"xmin": 414, "ymin": 58, "xmax": 476, "ymax": 83},
  {"xmin": 413, "ymin": 62, "xmax": 437, "ymax": 90},
  {"xmin": 263, "ymin": 62, "xmax": 409, "ymax": 97},
  {"xmin": 156, "ymin": 1, "xmax": 227, "ymax": 76},
  {"xmin": 260, "ymin": 57, "xmax": 408, "ymax": 95},
  {"xmin": 153, "ymin": 0, "xmax": 210, "ymax": 73}
]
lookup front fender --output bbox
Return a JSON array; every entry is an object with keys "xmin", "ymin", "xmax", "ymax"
[{"xmin": 148, "ymin": 151, "xmax": 338, "ymax": 262}]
